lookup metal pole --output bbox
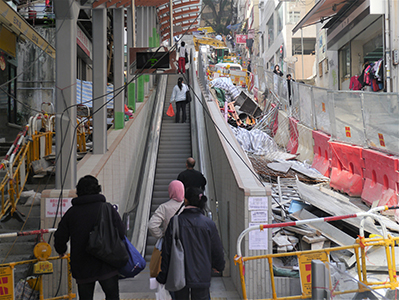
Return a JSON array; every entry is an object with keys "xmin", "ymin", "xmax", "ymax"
[
  {"xmin": 301, "ymin": 28, "xmax": 304, "ymax": 80},
  {"xmin": 132, "ymin": 0, "xmax": 136, "ymax": 47},
  {"xmin": 385, "ymin": 0, "xmax": 391, "ymax": 92},
  {"xmin": 170, "ymin": 0, "xmax": 173, "ymax": 46}
]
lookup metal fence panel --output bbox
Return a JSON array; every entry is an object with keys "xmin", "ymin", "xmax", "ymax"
[
  {"xmin": 313, "ymin": 86, "xmax": 331, "ymax": 134},
  {"xmin": 330, "ymin": 91, "xmax": 366, "ymax": 146},
  {"xmin": 297, "ymin": 84, "xmax": 314, "ymax": 128},
  {"xmin": 363, "ymin": 92, "xmax": 399, "ymax": 155},
  {"xmin": 291, "ymin": 81, "xmax": 300, "ymax": 120}
]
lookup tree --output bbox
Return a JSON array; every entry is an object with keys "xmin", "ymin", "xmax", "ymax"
[{"xmin": 202, "ymin": 0, "xmax": 234, "ymax": 35}]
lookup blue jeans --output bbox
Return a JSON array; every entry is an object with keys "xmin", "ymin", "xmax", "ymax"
[
  {"xmin": 175, "ymin": 101, "xmax": 187, "ymax": 123},
  {"xmin": 77, "ymin": 275, "xmax": 119, "ymax": 300}
]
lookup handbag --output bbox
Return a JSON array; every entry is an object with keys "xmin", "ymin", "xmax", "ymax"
[
  {"xmin": 119, "ymin": 236, "xmax": 146, "ymax": 279},
  {"xmin": 149, "ymin": 246, "xmax": 162, "ymax": 277},
  {"xmin": 185, "ymin": 90, "xmax": 191, "ymax": 103},
  {"xmin": 165, "ymin": 216, "xmax": 186, "ymax": 291},
  {"xmin": 166, "ymin": 103, "xmax": 175, "ymax": 117},
  {"xmin": 86, "ymin": 203, "xmax": 129, "ymax": 268}
]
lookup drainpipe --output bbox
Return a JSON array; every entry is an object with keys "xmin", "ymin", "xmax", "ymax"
[{"xmin": 385, "ymin": 0, "xmax": 391, "ymax": 92}]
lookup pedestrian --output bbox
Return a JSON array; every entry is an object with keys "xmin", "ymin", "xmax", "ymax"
[
  {"xmin": 273, "ymin": 64, "xmax": 283, "ymax": 77},
  {"xmin": 286, "ymin": 73, "xmax": 295, "ymax": 106},
  {"xmin": 177, "ymin": 157, "xmax": 207, "ymax": 191},
  {"xmin": 54, "ymin": 175, "xmax": 125, "ymax": 300},
  {"xmin": 156, "ymin": 187, "xmax": 225, "ymax": 300},
  {"xmin": 170, "ymin": 77, "xmax": 189, "ymax": 123},
  {"xmin": 178, "ymin": 41, "xmax": 188, "ymax": 74},
  {"xmin": 148, "ymin": 180, "xmax": 185, "ymax": 240}
]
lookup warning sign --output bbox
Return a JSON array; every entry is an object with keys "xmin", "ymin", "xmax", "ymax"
[
  {"xmin": 298, "ymin": 252, "xmax": 328, "ymax": 295},
  {"xmin": 345, "ymin": 126, "xmax": 351, "ymax": 138},
  {"xmin": 0, "ymin": 267, "xmax": 14, "ymax": 300},
  {"xmin": 378, "ymin": 133, "xmax": 386, "ymax": 147},
  {"xmin": 46, "ymin": 198, "xmax": 72, "ymax": 217}
]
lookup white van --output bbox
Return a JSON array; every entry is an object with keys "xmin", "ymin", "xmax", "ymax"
[{"xmin": 214, "ymin": 62, "xmax": 243, "ymax": 72}]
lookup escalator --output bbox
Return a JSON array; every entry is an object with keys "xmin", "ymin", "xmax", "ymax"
[{"xmin": 145, "ymin": 74, "xmax": 192, "ymax": 261}]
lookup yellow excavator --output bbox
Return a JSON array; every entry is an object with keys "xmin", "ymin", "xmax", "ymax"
[{"xmin": 193, "ymin": 36, "xmax": 227, "ymax": 51}]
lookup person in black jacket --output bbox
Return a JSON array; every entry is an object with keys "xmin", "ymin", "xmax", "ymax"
[
  {"xmin": 54, "ymin": 175, "xmax": 125, "ymax": 300},
  {"xmin": 156, "ymin": 187, "xmax": 225, "ymax": 300},
  {"xmin": 177, "ymin": 157, "xmax": 207, "ymax": 191}
]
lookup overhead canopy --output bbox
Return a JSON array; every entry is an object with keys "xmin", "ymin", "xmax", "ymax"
[
  {"xmin": 292, "ymin": 0, "xmax": 349, "ymax": 34},
  {"xmin": 0, "ymin": 0, "xmax": 55, "ymax": 58}
]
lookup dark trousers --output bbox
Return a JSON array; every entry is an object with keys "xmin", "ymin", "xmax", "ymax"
[
  {"xmin": 174, "ymin": 286, "xmax": 209, "ymax": 300},
  {"xmin": 175, "ymin": 101, "xmax": 187, "ymax": 123},
  {"xmin": 77, "ymin": 275, "xmax": 119, "ymax": 300}
]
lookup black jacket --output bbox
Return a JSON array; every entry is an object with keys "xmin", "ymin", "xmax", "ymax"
[
  {"xmin": 54, "ymin": 194, "xmax": 125, "ymax": 284},
  {"xmin": 157, "ymin": 208, "xmax": 225, "ymax": 288},
  {"xmin": 177, "ymin": 169, "xmax": 207, "ymax": 191}
]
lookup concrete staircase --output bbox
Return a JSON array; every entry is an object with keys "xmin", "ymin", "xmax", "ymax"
[{"xmin": 145, "ymin": 74, "xmax": 192, "ymax": 261}]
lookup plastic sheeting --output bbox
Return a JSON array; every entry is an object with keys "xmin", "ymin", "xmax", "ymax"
[
  {"xmin": 209, "ymin": 77, "xmax": 241, "ymax": 102},
  {"xmin": 313, "ymin": 86, "xmax": 330, "ymax": 133},
  {"xmin": 230, "ymin": 126, "xmax": 296, "ymax": 160}
]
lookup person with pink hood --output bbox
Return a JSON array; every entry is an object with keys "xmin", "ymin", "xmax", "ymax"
[{"xmin": 149, "ymin": 180, "xmax": 185, "ymax": 239}]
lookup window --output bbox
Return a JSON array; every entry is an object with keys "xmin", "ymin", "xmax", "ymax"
[
  {"xmin": 339, "ymin": 43, "xmax": 351, "ymax": 88},
  {"xmin": 277, "ymin": 5, "xmax": 283, "ymax": 33},
  {"xmin": 292, "ymin": 38, "xmax": 316, "ymax": 55},
  {"xmin": 267, "ymin": 15, "xmax": 274, "ymax": 47},
  {"xmin": 287, "ymin": 11, "xmax": 300, "ymax": 25}
]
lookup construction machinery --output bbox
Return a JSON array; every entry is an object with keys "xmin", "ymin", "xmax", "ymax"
[{"xmin": 193, "ymin": 36, "xmax": 227, "ymax": 51}]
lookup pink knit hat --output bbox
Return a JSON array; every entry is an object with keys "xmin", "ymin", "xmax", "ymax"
[{"xmin": 168, "ymin": 180, "xmax": 185, "ymax": 202}]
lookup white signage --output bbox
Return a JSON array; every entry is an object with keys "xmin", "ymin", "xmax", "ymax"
[
  {"xmin": 251, "ymin": 211, "xmax": 268, "ymax": 223},
  {"xmin": 46, "ymin": 198, "xmax": 72, "ymax": 217},
  {"xmin": 248, "ymin": 197, "xmax": 268, "ymax": 210},
  {"xmin": 249, "ymin": 223, "xmax": 268, "ymax": 250}
]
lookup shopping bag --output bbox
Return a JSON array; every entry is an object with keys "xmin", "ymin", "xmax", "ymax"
[
  {"xmin": 86, "ymin": 203, "xmax": 129, "ymax": 268},
  {"xmin": 155, "ymin": 284, "xmax": 172, "ymax": 300},
  {"xmin": 165, "ymin": 216, "xmax": 186, "ymax": 291},
  {"xmin": 166, "ymin": 103, "xmax": 174, "ymax": 117},
  {"xmin": 149, "ymin": 247, "xmax": 162, "ymax": 277},
  {"xmin": 119, "ymin": 236, "xmax": 146, "ymax": 279}
]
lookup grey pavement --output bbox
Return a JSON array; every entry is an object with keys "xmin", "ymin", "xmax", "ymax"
[{"xmin": 93, "ymin": 265, "xmax": 241, "ymax": 300}]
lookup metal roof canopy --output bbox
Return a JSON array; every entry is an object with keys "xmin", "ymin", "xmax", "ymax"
[{"xmin": 292, "ymin": 0, "xmax": 349, "ymax": 34}]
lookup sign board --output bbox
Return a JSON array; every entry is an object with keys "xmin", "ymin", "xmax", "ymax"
[
  {"xmin": 236, "ymin": 34, "xmax": 247, "ymax": 44},
  {"xmin": 298, "ymin": 252, "xmax": 328, "ymax": 295},
  {"xmin": 46, "ymin": 198, "xmax": 72, "ymax": 217},
  {"xmin": 0, "ymin": 267, "xmax": 14, "ymax": 300},
  {"xmin": 129, "ymin": 47, "xmax": 177, "ymax": 75}
]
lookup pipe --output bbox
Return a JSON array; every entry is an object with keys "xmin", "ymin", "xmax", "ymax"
[{"xmin": 385, "ymin": 0, "xmax": 391, "ymax": 92}]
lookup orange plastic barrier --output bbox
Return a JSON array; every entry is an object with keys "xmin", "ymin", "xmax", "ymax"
[
  {"xmin": 361, "ymin": 149, "xmax": 399, "ymax": 211},
  {"xmin": 329, "ymin": 142, "xmax": 364, "ymax": 197},
  {"xmin": 311, "ymin": 131, "xmax": 331, "ymax": 177},
  {"xmin": 286, "ymin": 117, "xmax": 298, "ymax": 154}
]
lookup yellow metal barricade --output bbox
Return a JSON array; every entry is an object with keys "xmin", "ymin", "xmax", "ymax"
[
  {"xmin": 0, "ymin": 229, "xmax": 76, "ymax": 300},
  {"xmin": 234, "ymin": 206, "xmax": 399, "ymax": 299}
]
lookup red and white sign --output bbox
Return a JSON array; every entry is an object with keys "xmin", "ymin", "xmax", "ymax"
[
  {"xmin": 236, "ymin": 34, "xmax": 247, "ymax": 44},
  {"xmin": 46, "ymin": 198, "xmax": 72, "ymax": 217},
  {"xmin": 77, "ymin": 27, "xmax": 92, "ymax": 59}
]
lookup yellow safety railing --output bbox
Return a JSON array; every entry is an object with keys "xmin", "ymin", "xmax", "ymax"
[
  {"xmin": 0, "ymin": 229, "xmax": 75, "ymax": 300},
  {"xmin": 0, "ymin": 255, "xmax": 75, "ymax": 300},
  {"xmin": 234, "ymin": 205, "xmax": 399, "ymax": 300},
  {"xmin": 0, "ymin": 141, "xmax": 31, "ymax": 218}
]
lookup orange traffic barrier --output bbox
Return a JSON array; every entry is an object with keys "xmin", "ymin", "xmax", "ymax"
[
  {"xmin": 361, "ymin": 149, "xmax": 399, "ymax": 213},
  {"xmin": 329, "ymin": 142, "xmax": 364, "ymax": 197},
  {"xmin": 286, "ymin": 117, "xmax": 298, "ymax": 154},
  {"xmin": 311, "ymin": 130, "xmax": 331, "ymax": 177}
]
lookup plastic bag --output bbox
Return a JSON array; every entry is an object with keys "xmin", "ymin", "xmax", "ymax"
[
  {"xmin": 166, "ymin": 103, "xmax": 174, "ymax": 117},
  {"xmin": 155, "ymin": 284, "xmax": 172, "ymax": 300}
]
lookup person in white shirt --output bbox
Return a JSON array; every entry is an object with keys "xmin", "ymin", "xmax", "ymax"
[
  {"xmin": 170, "ymin": 77, "xmax": 189, "ymax": 123},
  {"xmin": 178, "ymin": 41, "xmax": 188, "ymax": 74}
]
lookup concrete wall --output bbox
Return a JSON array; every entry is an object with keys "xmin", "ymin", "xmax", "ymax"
[
  {"xmin": 198, "ymin": 79, "xmax": 271, "ymax": 298},
  {"xmin": 17, "ymin": 27, "xmax": 56, "ymax": 116}
]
